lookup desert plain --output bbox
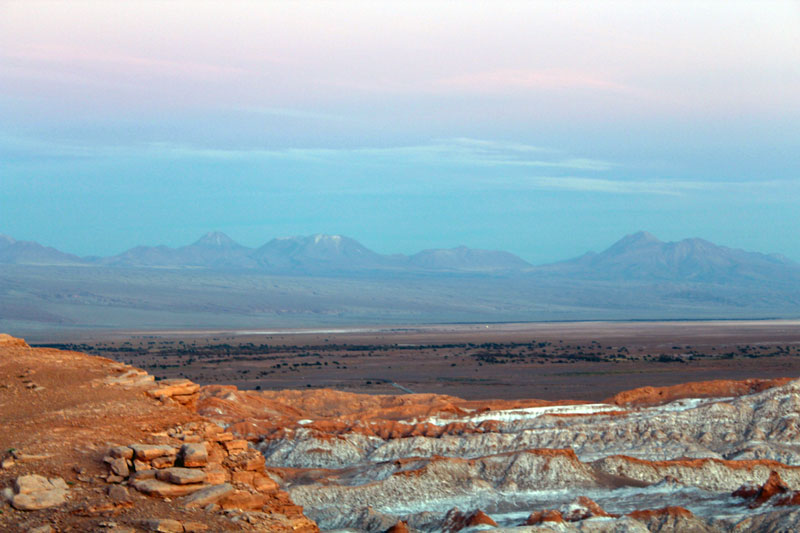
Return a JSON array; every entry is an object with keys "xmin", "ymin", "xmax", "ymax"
[{"xmin": 32, "ymin": 320, "xmax": 800, "ymax": 401}]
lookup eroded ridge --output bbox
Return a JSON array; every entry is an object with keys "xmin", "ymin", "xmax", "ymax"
[{"xmin": 196, "ymin": 374, "xmax": 800, "ymax": 531}]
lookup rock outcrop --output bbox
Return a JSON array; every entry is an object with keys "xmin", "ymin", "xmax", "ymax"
[
  {"xmin": 0, "ymin": 334, "xmax": 28, "ymax": 347},
  {"xmin": 0, "ymin": 335, "xmax": 318, "ymax": 532},
  {"xmin": 9, "ymin": 475, "xmax": 68, "ymax": 511}
]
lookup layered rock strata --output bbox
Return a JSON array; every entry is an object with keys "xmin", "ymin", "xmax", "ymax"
[{"xmin": 195, "ymin": 376, "xmax": 800, "ymax": 531}]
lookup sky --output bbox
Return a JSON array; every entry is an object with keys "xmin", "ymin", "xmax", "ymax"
[{"xmin": 1, "ymin": 1, "xmax": 799, "ymax": 264}]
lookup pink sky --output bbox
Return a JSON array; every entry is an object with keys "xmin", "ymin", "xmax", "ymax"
[{"xmin": 2, "ymin": 1, "xmax": 798, "ymax": 118}]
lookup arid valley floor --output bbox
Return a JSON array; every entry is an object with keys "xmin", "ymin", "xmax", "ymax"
[
  {"xmin": 4, "ymin": 320, "xmax": 800, "ymax": 532},
  {"xmin": 32, "ymin": 320, "xmax": 800, "ymax": 401}
]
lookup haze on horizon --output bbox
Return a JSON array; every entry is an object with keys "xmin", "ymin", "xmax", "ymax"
[{"xmin": 1, "ymin": 1, "xmax": 799, "ymax": 264}]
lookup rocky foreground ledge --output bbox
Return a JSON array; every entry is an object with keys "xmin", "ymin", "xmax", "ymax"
[
  {"xmin": 0, "ymin": 334, "xmax": 317, "ymax": 532},
  {"xmin": 4, "ymin": 333, "xmax": 800, "ymax": 532}
]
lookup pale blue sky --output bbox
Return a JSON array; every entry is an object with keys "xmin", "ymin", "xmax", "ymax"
[{"xmin": 1, "ymin": 1, "xmax": 799, "ymax": 263}]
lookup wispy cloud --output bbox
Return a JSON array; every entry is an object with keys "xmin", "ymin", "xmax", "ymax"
[
  {"xmin": 520, "ymin": 176, "xmax": 710, "ymax": 196},
  {"xmin": 432, "ymin": 69, "xmax": 641, "ymax": 95},
  {"xmin": 150, "ymin": 137, "xmax": 613, "ymax": 171},
  {"xmin": 3, "ymin": 133, "xmax": 793, "ymax": 199},
  {"xmin": 509, "ymin": 176, "xmax": 798, "ymax": 197}
]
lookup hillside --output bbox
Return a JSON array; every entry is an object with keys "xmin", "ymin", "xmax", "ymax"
[
  {"xmin": 0, "ymin": 235, "xmax": 86, "ymax": 266},
  {"xmin": 0, "ymin": 334, "xmax": 317, "ymax": 532}
]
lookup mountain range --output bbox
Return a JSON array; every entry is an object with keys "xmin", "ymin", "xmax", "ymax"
[
  {"xmin": 1, "ymin": 230, "xmax": 798, "ymax": 284},
  {"xmin": 2, "ymin": 230, "xmax": 799, "ymax": 331},
  {"xmin": 0, "ymin": 231, "xmax": 535, "ymax": 274}
]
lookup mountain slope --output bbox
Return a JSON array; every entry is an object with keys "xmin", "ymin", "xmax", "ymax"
[
  {"xmin": 102, "ymin": 231, "xmax": 257, "ymax": 269},
  {"xmin": 0, "ymin": 235, "xmax": 86, "ymax": 266},
  {"xmin": 251, "ymin": 234, "xmax": 395, "ymax": 272},
  {"xmin": 539, "ymin": 231, "xmax": 800, "ymax": 284},
  {"xmin": 409, "ymin": 245, "xmax": 531, "ymax": 271}
]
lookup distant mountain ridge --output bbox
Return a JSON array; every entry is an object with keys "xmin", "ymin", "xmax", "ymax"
[
  {"xmin": 0, "ymin": 234, "xmax": 85, "ymax": 266},
  {"xmin": 410, "ymin": 246, "xmax": 532, "ymax": 271},
  {"xmin": 99, "ymin": 231, "xmax": 258, "ymax": 270},
  {"xmin": 3, "ymin": 230, "xmax": 800, "ymax": 328},
  {"xmin": 537, "ymin": 231, "xmax": 800, "ymax": 284},
  {"xmin": 1, "ymin": 231, "xmax": 798, "ymax": 284},
  {"xmin": 252, "ymin": 234, "xmax": 394, "ymax": 272},
  {"xmin": 0, "ymin": 231, "xmax": 533, "ymax": 274}
]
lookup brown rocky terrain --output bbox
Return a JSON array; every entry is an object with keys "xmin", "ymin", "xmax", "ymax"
[
  {"xmin": 38, "ymin": 320, "xmax": 800, "ymax": 402},
  {"xmin": 0, "ymin": 334, "xmax": 317, "ymax": 532},
  {"xmin": 6, "ymin": 332, "xmax": 800, "ymax": 532}
]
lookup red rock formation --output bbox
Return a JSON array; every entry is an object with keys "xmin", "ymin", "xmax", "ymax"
[
  {"xmin": 526, "ymin": 509, "xmax": 564, "ymax": 525},
  {"xmin": 607, "ymin": 378, "xmax": 791, "ymax": 407},
  {"xmin": 734, "ymin": 470, "xmax": 791, "ymax": 508},
  {"xmin": 442, "ymin": 508, "xmax": 498, "ymax": 532},
  {"xmin": 607, "ymin": 454, "xmax": 800, "ymax": 473},
  {"xmin": 196, "ymin": 385, "xmax": 589, "ymax": 442},
  {"xmin": 385, "ymin": 520, "xmax": 410, "ymax": 533},
  {"xmin": 627, "ymin": 506, "xmax": 694, "ymax": 520},
  {"xmin": 563, "ymin": 496, "xmax": 619, "ymax": 521},
  {"xmin": 0, "ymin": 333, "xmax": 28, "ymax": 347},
  {"xmin": 775, "ymin": 492, "xmax": 800, "ymax": 506}
]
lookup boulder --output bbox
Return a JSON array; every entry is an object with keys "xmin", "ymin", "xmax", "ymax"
[
  {"xmin": 148, "ymin": 379, "xmax": 200, "ymax": 399},
  {"xmin": 105, "ymin": 456, "xmax": 130, "ymax": 477},
  {"xmin": 12, "ymin": 490, "xmax": 67, "ymax": 511},
  {"xmin": 130, "ymin": 469, "xmax": 157, "ymax": 481},
  {"xmin": 109, "ymin": 446, "xmax": 134, "ymax": 459},
  {"xmin": 151, "ymin": 456, "xmax": 176, "ymax": 469},
  {"xmin": 156, "ymin": 467, "xmax": 207, "ymax": 485},
  {"xmin": 180, "ymin": 442, "xmax": 208, "ymax": 467},
  {"xmin": 132, "ymin": 478, "xmax": 209, "ymax": 498},
  {"xmin": 223, "ymin": 440, "xmax": 248, "ymax": 454},
  {"xmin": 214, "ymin": 432, "xmax": 234, "ymax": 442},
  {"xmin": 10, "ymin": 475, "xmax": 68, "ymax": 511},
  {"xmin": 218, "ymin": 490, "xmax": 269, "ymax": 511},
  {"xmin": 107, "ymin": 484, "xmax": 132, "ymax": 504},
  {"xmin": 254, "ymin": 473, "xmax": 279, "ymax": 492},
  {"xmin": 203, "ymin": 463, "xmax": 228, "ymax": 485},
  {"xmin": 130, "ymin": 444, "xmax": 178, "ymax": 461},
  {"xmin": 139, "ymin": 519, "xmax": 183, "ymax": 533},
  {"xmin": 182, "ymin": 483, "xmax": 235, "ymax": 508},
  {"xmin": 15, "ymin": 475, "xmax": 48, "ymax": 494}
]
